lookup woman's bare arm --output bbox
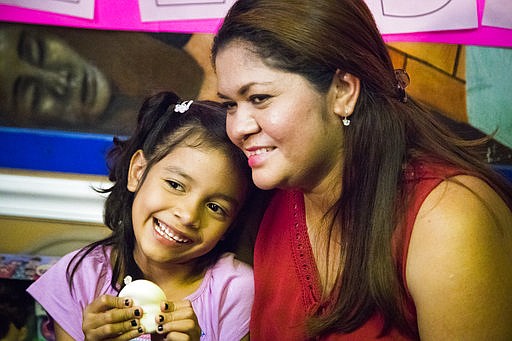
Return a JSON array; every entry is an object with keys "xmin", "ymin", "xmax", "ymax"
[{"xmin": 407, "ymin": 175, "xmax": 512, "ymax": 340}]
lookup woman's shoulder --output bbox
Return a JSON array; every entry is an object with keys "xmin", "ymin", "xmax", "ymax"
[
  {"xmin": 406, "ymin": 174, "xmax": 512, "ymax": 338},
  {"xmin": 403, "ymin": 158, "xmax": 463, "ymax": 182},
  {"xmin": 409, "ymin": 173, "xmax": 512, "ymax": 265},
  {"xmin": 416, "ymin": 174, "xmax": 511, "ymax": 230}
]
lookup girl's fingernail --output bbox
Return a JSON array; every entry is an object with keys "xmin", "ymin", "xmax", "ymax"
[
  {"xmin": 124, "ymin": 299, "xmax": 130, "ymax": 306},
  {"xmin": 159, "ymin": 315, "xmax": 164, "ymax": 322},
  {"xmin": 134, "ymin": 309, "xmax": 141, "ymax": 317},
  {"xmin": 157, "ymin": 325, "xmax": 163, "ymax": 332},
  {"xmin": 131, "ymin": 319, "xmax": 137, "ymax": 327}
]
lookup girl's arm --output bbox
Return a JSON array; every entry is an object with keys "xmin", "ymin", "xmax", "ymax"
[{"xmin": 406, "ymin": 175, "xmax": 512, "ymax": 340}]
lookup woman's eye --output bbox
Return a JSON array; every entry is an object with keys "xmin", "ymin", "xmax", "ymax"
[
  {"xmin": 166, "ymin": 180, "xmax": 184, "ymax": 191},
  {"xmin": 19, "ymin": 31, "xmax": 44, "ymax": 66},
  {"xmin": 221, "ymin": 101, "xmax": 236, "ymax": 110},
  {"xmin": 249, "ymin": 94, "xmax": 270, "ymax": 104},
  {"xmin": 207, "ymin": 203, "xmax": 227, "ymax": 216}
]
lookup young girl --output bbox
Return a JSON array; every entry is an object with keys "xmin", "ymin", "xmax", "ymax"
[{"xmin": 27, "ymin": 91, "xmax": 259, "ymax": 340}]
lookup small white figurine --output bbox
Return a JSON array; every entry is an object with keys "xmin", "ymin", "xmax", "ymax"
[{"xmin": 118, "ymin": 276, "xmax": 167, "ymax": 333}]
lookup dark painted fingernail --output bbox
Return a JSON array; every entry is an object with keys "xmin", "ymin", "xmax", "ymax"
[
  {"xmin": 164, "ymin": 302, "xmax": 169, "ymax": 310},
  {"xmin": 131, "ymin": 319, "xmax": 137, "ymax": 327},
  {"xmin": 157, "ymin": 325, "xmax": 163, "ymax": 332},
  {"xmin": 159, "ymin": 314, "xmax": 164, "ymax": 322},
  {"xmin": 138, "ymin": 327, "xmax": 143, "ymax": 334},
  {"xmin": 124, "ymin": 299, "xmax": 130, "ymax": 306},
  {"xmin": 134, "ymin": 309, "xmax": 141, "ymax": 317}
]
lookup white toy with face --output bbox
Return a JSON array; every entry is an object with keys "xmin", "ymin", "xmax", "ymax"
[{"xmin": 118, "ymin": 276, "xmax": 167, "ymax": 333}]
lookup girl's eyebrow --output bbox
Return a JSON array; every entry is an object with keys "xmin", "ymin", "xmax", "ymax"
[{"xmin": 164, "ymin": 165, "xmax": 191, "ymax": 180}]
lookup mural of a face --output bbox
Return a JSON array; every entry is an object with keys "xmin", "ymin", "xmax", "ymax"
[{"xmin": 0, "ymin": 24, "xmax": 112, "ymax": 127}]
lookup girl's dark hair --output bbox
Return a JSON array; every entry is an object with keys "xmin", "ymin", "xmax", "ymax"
[
  {"xmin": 67, "ymin": 91, "xmax": 256, "ymax": 291},
  {"xmin": 213, "ymin": 0, "xmax": 512, "ymax": 339}
]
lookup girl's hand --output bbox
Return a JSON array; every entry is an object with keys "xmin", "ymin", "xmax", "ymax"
[
  {"xmin": 156, "ymin": 300, "xmax": 201, "ymax": 341},
  {"xmin": 82, "ymin": 294, "xmax": 145, "ymax": 340}
]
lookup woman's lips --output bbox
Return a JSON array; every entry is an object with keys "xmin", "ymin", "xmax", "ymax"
[{"xmin": 246, "ymin": 147, "xmax": 275, "ymax": 167}]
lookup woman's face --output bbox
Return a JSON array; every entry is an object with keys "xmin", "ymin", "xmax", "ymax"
[
  {"xmin": 0, "ymin": 25, "xmax": 111, "ymax": 126},
  {"xmin": 128, "ymin": 145, "xmax": 247, "ymax": 269},
  {"xmin": 215, "ymin": 41, "xmax": 345, "ymax": 193}
]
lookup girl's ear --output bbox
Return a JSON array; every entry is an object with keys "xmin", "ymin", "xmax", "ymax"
[
  {"xmin": 127, "ymin": 150, "xmax": 147, "ymax": 192},
  {"xmin": 331, "ymin": 70, "xmax": 360, "ymax": 118}
]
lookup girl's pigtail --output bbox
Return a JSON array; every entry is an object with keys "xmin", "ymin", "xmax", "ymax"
[
  {"xmin": 136, "ymin": 92, "xmax": 181, "ymax": 146},
  {"xmin": 102, "ymin": 91, "xmax": 181, "ymax": 233},
  {"xmin": 107, "ymin": 92, "xmax": 180, "ymax": 184}
]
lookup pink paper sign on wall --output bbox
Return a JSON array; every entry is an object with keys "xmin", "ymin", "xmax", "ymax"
[{"xmin": 0, "ymin": 0, "xmax": 511, "ymax": 46}]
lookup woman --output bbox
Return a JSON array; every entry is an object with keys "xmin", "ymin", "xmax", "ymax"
[{"xmin": 211, "ymin": 0, "xmax": 512, "ymax": 340}]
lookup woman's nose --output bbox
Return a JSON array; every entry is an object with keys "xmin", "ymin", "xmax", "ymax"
[{"xmin": 227, "ymin": 105, "xmax": 260, "ymax": 142}]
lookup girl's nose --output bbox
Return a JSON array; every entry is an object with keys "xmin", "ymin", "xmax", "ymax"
[{"xmin": 172, "ymin": 199, "xmax": 201, "ymax": 228}]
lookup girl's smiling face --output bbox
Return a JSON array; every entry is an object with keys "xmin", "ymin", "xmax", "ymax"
[{"xmin": 127, "ymin": 144, "xmax": 248, "ymax": 270}]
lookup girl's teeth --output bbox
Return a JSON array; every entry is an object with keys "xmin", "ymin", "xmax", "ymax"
[{"xmin": 155, "ymin": 220, "xmax": 191, "ymax": 244}]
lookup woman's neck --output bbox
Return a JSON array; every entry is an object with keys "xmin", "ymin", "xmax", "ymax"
[{"xmin": 303, "ymin": 177, "xmax": 343, "ymax": 296}]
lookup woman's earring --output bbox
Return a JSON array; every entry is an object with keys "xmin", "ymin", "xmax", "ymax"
[{"xmin": 342, "ymin": 108, "xmax": 350, "ymax": 126}]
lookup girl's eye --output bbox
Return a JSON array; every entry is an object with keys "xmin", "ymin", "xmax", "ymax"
[
  {"xmin": 166, "ymin": 180, "xmax": 184, "ymax": 192},
  {"xmin": 207, "ymin": 203, "xmax": 227, "ymax": 217}
]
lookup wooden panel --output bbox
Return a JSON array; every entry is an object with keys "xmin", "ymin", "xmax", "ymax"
[
  {"xmin": 456, "ymin": 46, "xmax": 466, "ymax": 81},
  {"xmin": 388, "ymin": 42, "xmax": 459, "ymax": 75},
  {"xmin": 0, "ymin": 217, "xmax": 110, "ymax": 256},
  {"xmin": 406, "ymin": 58, "xmax": 467, "ymax": 121}
]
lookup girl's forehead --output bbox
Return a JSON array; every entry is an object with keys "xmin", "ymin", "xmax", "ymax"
[
  {"xmin": 156, "ymin": 145, "xmax": 247, "ymax": 195},
  {"xmin": 162, "ymin": 144, "xmax": 231, "ymax": 163}
]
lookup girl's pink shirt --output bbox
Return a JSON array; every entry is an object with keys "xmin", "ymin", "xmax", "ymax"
[{"xmin": 27, "ymin": 247, "xmax": 253, "ymax": 340}]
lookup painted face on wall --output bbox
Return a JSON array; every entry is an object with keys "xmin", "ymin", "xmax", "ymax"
[
  {"xmin": 127, "ymin": 144, "xmax": 248, "ymax": 268},
  {"xmin": 0, "ymin": 25, "xmax": 112, "ymax": 127}
]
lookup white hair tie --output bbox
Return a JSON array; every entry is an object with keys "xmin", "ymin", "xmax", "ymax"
[{"xmin": 174, "ymin": 100, "xmax": 194, "ymax": 113}]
